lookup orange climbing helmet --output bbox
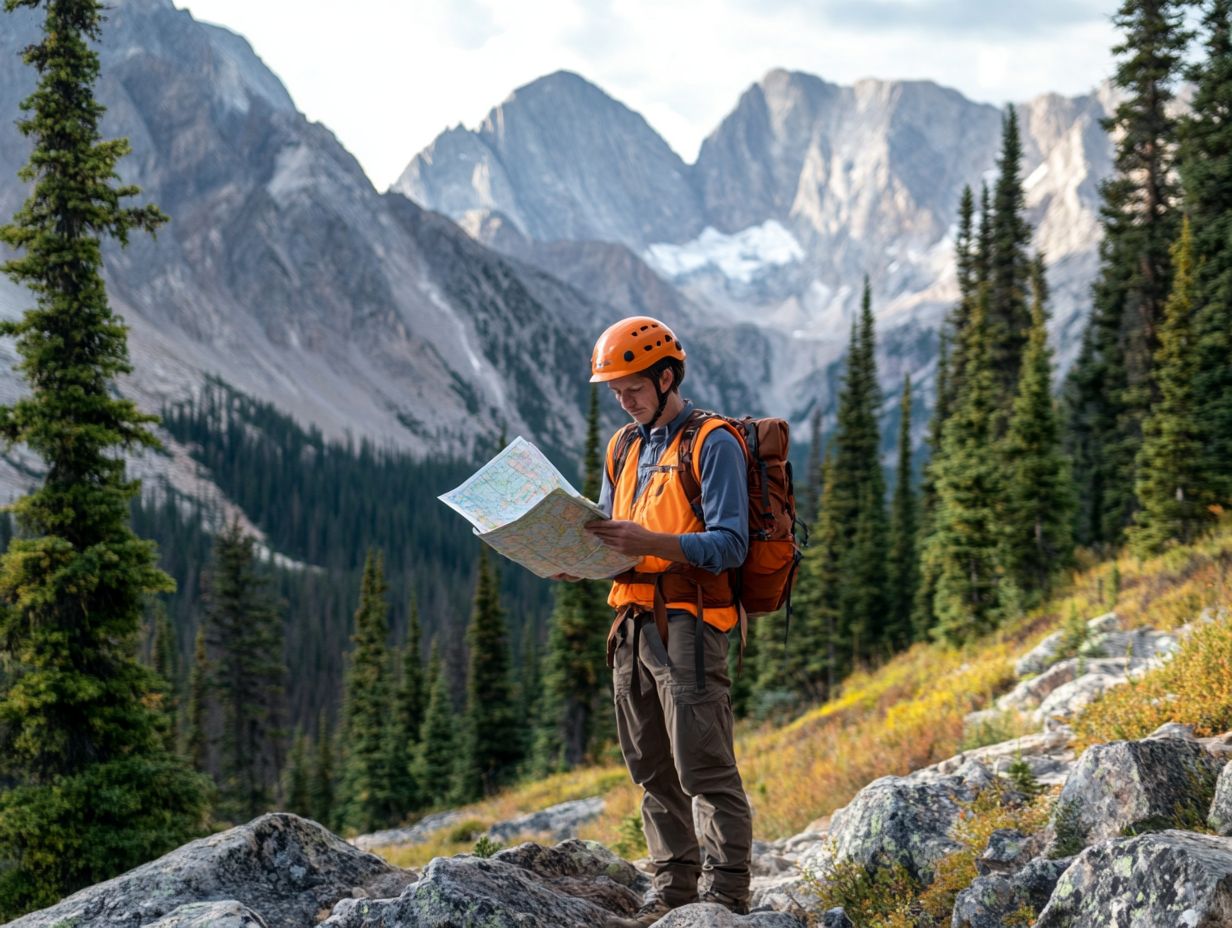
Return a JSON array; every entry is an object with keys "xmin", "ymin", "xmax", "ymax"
[{"xmin": 590, "ymin": 316, "xmax": 686, "ymax": 383}]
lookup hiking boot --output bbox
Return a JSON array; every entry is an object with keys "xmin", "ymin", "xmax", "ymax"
[
  {"xmin": 630, "ymin": 895, "xmax": 676, "ymax": 926},
  {"xmin": 699, "ymin": 888, "xmax": 750, "ymax": 915}
]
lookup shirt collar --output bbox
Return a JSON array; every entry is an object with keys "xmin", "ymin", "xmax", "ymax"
[{"xmin": 638, "ymin": 399, "xmax": 693, "ymax": 446}]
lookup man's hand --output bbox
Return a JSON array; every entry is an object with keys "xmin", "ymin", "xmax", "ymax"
[{"xmin": 586, "ymin": 519, "xmax": 686, "ymax": 562}]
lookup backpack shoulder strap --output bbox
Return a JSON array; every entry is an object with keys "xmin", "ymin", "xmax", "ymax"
[
  {"xmin": 676, "ymin": 409, "xmax": 747, "ymax": 523},
  {"xmin": 608, "ymin": 423, "xmax": 640, "ymax": 489}
]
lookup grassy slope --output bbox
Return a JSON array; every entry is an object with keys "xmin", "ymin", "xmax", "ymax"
[{"xmin": 379, "ymin": 517, "xmax": 1232, "ymax": 869}]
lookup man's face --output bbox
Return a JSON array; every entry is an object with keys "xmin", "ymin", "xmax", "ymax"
[{"xmin": 607, "ymin": 371, "xmax": 666, "ymax": 425}]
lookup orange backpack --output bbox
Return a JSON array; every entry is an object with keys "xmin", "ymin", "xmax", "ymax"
[{"xmin": 610, "ymin": 408, "xmax": 805, "ymax": 630}]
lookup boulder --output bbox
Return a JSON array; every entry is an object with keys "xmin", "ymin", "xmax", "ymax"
[
  {"xmin": 351, "ymin": 809, "xmax": 469, "ymax": 851},
  {"xmin": 144, "ymin": 901, "xmax": 268, "ymax": 928},
  {"xmin": 1210, "ymin": 757, "xmax": 1232, "ymax": 836},
  {"xmin": 820, "ymin": 909, "xmax": 854, "ymax": 928},
  {"xmin": 997, "ymin": 656, "xmax": 1155, "ymax": 714},
  {"xmin": 321, "ymin": 841, "xmax": 643, "ymax": 927},
  {"xmin": 1079, "ymin": 626, "xmax": 1178, "ymax": 663},
  {"xmin": 1056, "ymin": 737, "xmax": 1225, "ymax": 846},
  {"xmin": 1014, "ymin": 630, "xmax": 1066, "ymax": 677},
  {"xmin": 1035, "ymin": 831, "xmax": 1232, "ymax": 927},
  {"xmin": 651, "ymin": 903, "xmax": 804, "ymax": 926},
  {"xmin": 1035, "ymin": 670, "xmax": 1140, "ymax": 727},
  {"xmin": 925, "ymin": 729, "xmax": 1076, "ymax": 788},
  {"xmin": 952, "ymin": 856, "xmax": 1071, "ymax": 928},
  {"xmin": 7, "ymin": 813, "xmax": 413, "ymax": 928},
  {"xmin": 488, "ymin": 797, "xmax": 606, "ymax": 842},
  {"xmin": 976, "ymin": 829, "xmax": 1036, "ymax": 877},
  {"xmin": 824, "ymin": 762, "xmax": 990, "ymax": 881}
]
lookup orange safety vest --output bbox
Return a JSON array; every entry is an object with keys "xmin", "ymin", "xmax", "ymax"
[{"xmin": 605, "ymin": 416, "xmax": 741, "ymax": 633}]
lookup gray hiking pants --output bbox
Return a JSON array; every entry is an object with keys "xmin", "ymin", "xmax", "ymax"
[{"xmin": 611, "ymin": 609, "xmax": 753, "ymax": 906}]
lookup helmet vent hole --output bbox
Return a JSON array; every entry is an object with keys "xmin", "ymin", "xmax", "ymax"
[
  {"xmin": 644, "ymin": 345, "xmax": 653, "ymax": 351},
  {"xmin": 623, "ymin": 350, "xmax": 635, "ymax": 362}
]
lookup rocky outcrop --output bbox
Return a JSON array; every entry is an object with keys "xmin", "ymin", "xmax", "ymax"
[
  {"xmin": 322, "ymin": 841, "xmax": 643, "ymax": 928},
  {"xmin": 144, "ymin": 901, "xmax": 269, "ymax": 928},
  {"xmin": 489, "ymin": 796, "xmax": 606, "ymax": 842},
  {"xmin": 1055, "ymin": 737, "xmax": 1225, "ymax": 845},
  {"xmin": 652, "ymin": 904, "xmax": 804, "ymax": 926},
  {"xmin": 822, "ymin": 761, "xmax": 992, "ymax": 881},
  {"xmin": 1035, "ymin": 831, "xmax": 1232, "ymax": 927},
  {"xmin": 1210, "ymin": 759, "xmax": 1232, "ymax": 836},
  {"xmin": 7, "ymin": 813, "xmax": 414, "ymax": 928},
  {"xmin": 952, "ymin": 856, "xmax": 1071, "ymax": 928}
]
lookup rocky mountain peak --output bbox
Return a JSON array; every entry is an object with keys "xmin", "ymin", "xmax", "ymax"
[{"xmin": 394, "ymin": 70, "xmax": 705, "ymax": 248}]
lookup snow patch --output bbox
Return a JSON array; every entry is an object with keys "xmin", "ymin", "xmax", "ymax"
[{"xmin": 643, "ymin": 221, "xmax": 804, "ymax": 284}]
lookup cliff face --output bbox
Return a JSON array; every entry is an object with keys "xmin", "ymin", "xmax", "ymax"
[{"xmin": 403, "ymin": 68, "xmax": 1116, "ymax": 430}]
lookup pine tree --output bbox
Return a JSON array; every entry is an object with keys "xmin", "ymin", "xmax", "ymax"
[
  {"xmin": 456, "ymin": 551, "xmax": 521, "ymax": 800},
  {"xmin": 413, "ymin": 639, "xmax": 457, "ymax": 808},
  {"xmin": 387, "ymin": 600, "xmax": 425, "ymax": 816},
  {"xmin": 309, "ymin": 714, "xmax": 335, "ymax": 828},
  {"xmin": 534, "ymin": 386, "xmax": 611, "ymax": 772},
  {"xmin": 1000, "ymin": 257, "xmax": 1075, "ymax": 605},
  {"xmin": 185, "ymin": 627, "xmax": 209, "ymax": 772},
  {"xmin": 1181, "ymin": 0, "xmax": 1232, "ymax": 506},
  {"xmin": 833, "ymin": 280, "xmax": 889, "ymax": 661},
  {"xmin": 282, "ymin": 729, "xmax": 312, "ymax": 818},
  {"xmin": 1128, "ymin": 219, "xmax": 1215, "ymax": 553},
  {"xmin": 147, "ymin": 599, "xmax": 179, "ymax": 749},
  {"xmin": 887, "ymin": 378, "xmax": 918, "ymax": 648},
  {"xmin": 929, "ymin": 291, "xmax": 1005, "ymax": 644},
  {"xmin": 986, "ymin": 107, "xmax": 1034, "ymax": 422},
  {"xmin": 1064, "ymin": 0, "xmax": 1189, "ymax": 548},
  {"xmin": 0, "ymin": 1, "xmax": 209, "ymax": 912},
  {"xmin": 518, "ymin": 631, "xmax": 542, "ymax": 764},
  {"xmin": 337, "ymin": 549, "xmax": 396, "ymax": 833},
  {"xmin": 791, "ymin": 446, "xmax": 845, "ymax": 698},
  {"xmin": 801, "ymin": 407, "xmax": 824, "ymax": 525},
  {"xmin": 204, "ymin": 519, "xmax": 287, "ymax": 823}
]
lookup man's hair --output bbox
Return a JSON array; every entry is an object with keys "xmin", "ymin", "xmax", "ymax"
[{"xmin": 644, "ymin": 356, "xmax": 685, "ymax": 394}]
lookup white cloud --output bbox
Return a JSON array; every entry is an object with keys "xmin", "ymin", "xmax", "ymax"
[{"xmin": 181, "ymin": 0, "xmax": 1119, "ymax": 190}]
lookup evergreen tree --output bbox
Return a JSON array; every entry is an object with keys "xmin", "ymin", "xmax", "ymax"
[
  {"xmin": 833, "ymin": 280, "xmax": 889, "ymax": 661},
  {"xmin": 887, "ymin": 378, "xmax": 918, "ymax": 648},
  {"xmin": 1128, "ymin": 219, "xmax": 1215, "ymax": 553},
  {"xmin": 929, "ymin": 292, "xmax": 1005, "ymax": 643},
  {"xmin": 801, "ymin": 407, "xmax": 824, "ymax": 525},
  {"xmin": 1064, "ymin": 0, "xmax": 1189, "ymax": 547},
  {"xmin": 1000, "ymin": 257, "xmax": 1075, "ymax": 605},
  {"xmin": 185, "ymin": 627, "xmax": 209, "ymax": 772},
  {"xmin": 1181, "ymin": 0, "xmax": 1232, "ymax": 506},
  {"xmin": 914, "ymin": 320, "xmax": 956, "ymax": 638},
  {"xmin": 790, "ymin": 446, "xmax": 844, "ymax": 697},
  {"xmin": 518, "ymin": 631, "xmax": 542, "ymax": 763},
  {"xmin": 147, "ymin": 599, "xmax": 179, "ymax": 749},
  {"xmin": 204, "ymin": 519, "xmax": 287, "ymax": 823},
  {"xmin": 386, "ymin": 600, "xmax": 425, "ymax": 816},
  {"xmin": 534, "ymin": 386, "xmax": 611, "ymax": 772},
  {"xmin": 986, "ymin": 107, "xmax": 1034, "ymax": 421},
  {"xmin": 282, "ymin": 729, "xmax": 312, "ymax": 818},
  {"xmin": 309, "ymin": 714, "xmax": 335, "ymax": 828},
  {"xmin": 456, "ymin": 551, "xmax": 521, "ymax": 800},
  {"xmin": 0, "ymin": 0, "xmax": 209, "ymax": 912},
  {"xmin": 337, "ymin": 549, "xmax": 396, "ymax": 833},
  {"xmin": 413, "ymin": 640, "xmax": 457, "ymax": 808}
]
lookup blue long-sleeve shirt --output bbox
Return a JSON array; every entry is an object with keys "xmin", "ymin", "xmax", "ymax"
[{"xmin": 598, "ymin": 401, "xmax": 748, "ymax": 574}]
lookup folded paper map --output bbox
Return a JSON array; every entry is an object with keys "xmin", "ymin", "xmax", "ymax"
[{"xmin": 439, "ymin": 436, "xmax": 638, "ymax": 580}]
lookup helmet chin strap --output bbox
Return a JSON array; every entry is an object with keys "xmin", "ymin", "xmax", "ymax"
[{"xmin": 650, "ymin": 384, "xmax": 670, "ymax": 428}]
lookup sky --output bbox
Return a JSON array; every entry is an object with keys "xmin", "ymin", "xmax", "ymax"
[{"xmin": 182, "ymin": 0, "xmax": 1121, "ymax": 191}]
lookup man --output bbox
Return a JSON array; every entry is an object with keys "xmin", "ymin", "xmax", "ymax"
[{"xmin": 573, "ymin": 315, "xmax": 754, "ymax": 925}]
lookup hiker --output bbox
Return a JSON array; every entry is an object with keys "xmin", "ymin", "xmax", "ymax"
[{"xmin": 563, "ymin": 314, "xmax": 755, "ymax": 924}]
